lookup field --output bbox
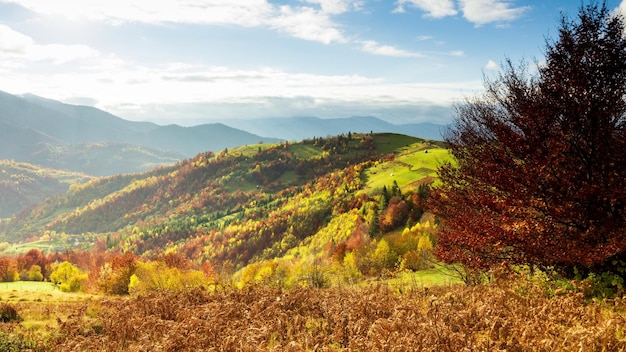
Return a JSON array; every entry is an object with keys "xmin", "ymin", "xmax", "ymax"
[
  {"xmin": 364, "ymin": 144, "xmax": 449, "ymax": 193},
  {"xmin": 0, "ymin": 273, "xmax": 623, "ymax": 351},
  {"xmin": 37, "ymin": 276, "xmax": 626, "ymax": 351},
  {"xmin": 0, "ymin": 240, "xmax": 66, "ymax": 256},
  {"xmin": 0, "ymin": 281, "xmax": 99, "ymax": 350}
]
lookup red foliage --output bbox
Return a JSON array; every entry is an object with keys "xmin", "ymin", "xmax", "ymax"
[
  {"xmin": 157, "ymin": 252, "xmax": 192, "ymax": 270},
  {"xmin": 0, "ymin": 258, "xmax": 17, "ymax": 282},
  {"xmin": 346, "ymin": 217, "xmax": 369, "ymax": 251},
  {"xmin": 378, "ymin": 197, "xmax": 409, "ymax": 233},
  {"xmin": 331, "ymin": 241, "xmax": 348, "ymax": 261},
  {"xmin": 430, "ymin": 4, "xmax": 626, "ymax": 274},
  {"xmin": 201, "ymin": 261, "xmax": 218, "ymax": 283},
  {"xmin": 17, "ymin": 249, "xmax": 49, "ymax": 277}
]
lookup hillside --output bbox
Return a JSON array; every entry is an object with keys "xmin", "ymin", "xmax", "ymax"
[
  {"xmin": 0, "ymin": 134, "xmax": 448, "ymax": 280},
  {"xmin": 0, "ymin": 91, "xmax": 281, "ymax": 175},
  {"xmin": 0, "ymin": 161, "xmax": 93, "ymax": 218}
]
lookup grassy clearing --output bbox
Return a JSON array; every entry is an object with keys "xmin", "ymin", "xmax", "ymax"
[
  {"xmin": 0, "ymin": 281, "xmax": 95, "ymax": 303},
  {"xmin": 372, "ymin": 133, "xmax": 423, "ymax": 154},
  {"xmin": 385, "ymin": 266, "xmax": 464, "ymax": 290},
  {"xmin": 236, "ymin": 143, "xmax": 275, "ymax": 156},
  {"xmin": 0, "ymin": 281, "xmax": 99, "ymax": 337},
  {"xmin": 363, "ymin": 145, "xmax": 450, "ymax": 193},
  {"xmin": 0, "ymin": 240, "xmax": 68, "ymax": 256},
  {"xmin": 290, "ymin": 144, "xmax": 323, "ymax": 159},
  {"xmin": 223, "ymin": 175, "xmax": 258, "ymax": 193}
]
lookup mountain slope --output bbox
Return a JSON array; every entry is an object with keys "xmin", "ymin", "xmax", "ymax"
[
  {"xmin": 21, "ymin": 94, "xmax": 156, "ymax": 141},
  {"xmin": 0, "ymin": 134, "xmax": 448, "ymax": 276}
]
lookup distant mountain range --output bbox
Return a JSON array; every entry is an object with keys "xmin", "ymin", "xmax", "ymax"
[
  {"xmin": 0, "ymin": 91, "xmax": 281, "ymax": 176},
  {"xmin": 0, "ymin": 90, "xmax": 447, "ymax": 218},
  {"xmin": 220, "ymin": 116, "xmax": 446, "ymax": 142},
  {"xmin": 0, "ymin": 90, "xmax": 445, "ymax": 177}
]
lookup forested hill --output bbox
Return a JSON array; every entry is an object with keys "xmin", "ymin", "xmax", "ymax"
[
  {"xmin": 0, "ymin": 160, "xmax": 93, "ymax": 218},
  {"xmin": 0, "ymin": 133, "xmax": 448, "ymax": 274}
]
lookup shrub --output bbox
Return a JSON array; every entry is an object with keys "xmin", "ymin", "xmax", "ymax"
[
  {"xmin": 0, "ymin": 303, "xmax": 20, "ymax": 323},
  {"xmin": 0, "ymin": 332, "xmax": 36, "ymax": 352}
]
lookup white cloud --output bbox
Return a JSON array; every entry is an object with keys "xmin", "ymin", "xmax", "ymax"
[
  {"xmin": 304, "ymin": 0, "xmax": 364, "ymax": 15},
  {"xmin": 0, "ymin": 24, "xmax": 32, "ymax": 54},
  {"xmin": 31, "ymin": 43, "xmax": 98, "ymax": 63},
  {"xmin": 617, "ymin": 1, "xmax": 626, "ymax": 27},
  {"xmin": 2, "ymin": 54, "xmax": 478, "ymax": 124},
  {"xmin": 5, "ymin": 0, "xmax": 347, "ymax": 44},
  {"xmin": 619, "ymin": 0, "xmax": 626, "ymax": 14},
  {"xmin": 459, "ymin": 0, "xmax": 529, "ymax": 26},
  {"xmin": 393, "ymin": 0, "xmax": 457, "ymax": 18},
  {"xmin": 360, "ymin": 40, "xmax": 423, "ymax": 58},
  {"xmin": 0, "ymin": 1, "xmax": 483, "ymax": 123},
  {"xmin": 4, "ymin": 0, "xmax": 433, "ymax": 56},
  {"xmin": 0, "ymin": 25, "xmax": 97, "ymax": 63},
  {"xmin": 271, "ymin": 5, "xmax": 347, "ymax": 44},
  {"xmin": 485, "ymin": 59, "xmax": 499, "ymax": 71},
  {"xmin": 3, "ymin": 0, "xmax": 274, "ymax": 26}
]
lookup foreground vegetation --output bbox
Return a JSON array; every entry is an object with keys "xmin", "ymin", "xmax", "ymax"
[{"xmin": 0, "ymin": 270, "xmax": 624, "ymax": 351}]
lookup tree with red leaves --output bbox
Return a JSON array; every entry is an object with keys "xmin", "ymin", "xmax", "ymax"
[{"xmin": 430, "ymin": 3, "xmax": 626, "ymax": 276}]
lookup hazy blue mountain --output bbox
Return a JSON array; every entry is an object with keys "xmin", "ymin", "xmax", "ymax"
[
  {"xmin": 395, "ymin": 122, "xmax": 446, "ymax": 141},
  {"xmin": 0, "ymin": 91, "xmax": 281, "ymax": 175},
  {"xmin": 21, "ymin": 94, "xmax": 156, "ymax": 141},
  {"xmin": 1, "ymin": 89, "xmax": 445, "ymax": 177},
  {"xmin": 18, "ymin": 93, "xmax": 282, "ymax": 156},
  {"xmin": 221, "ymin": 116, "xmax": 446, "ymax": 141},
  {"xmin": 142, "ymin": 123, "xmax": 273, "ymax": 157}
]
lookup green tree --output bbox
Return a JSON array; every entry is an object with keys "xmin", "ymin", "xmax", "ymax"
[
  {"xmin": 27, "ymin": 265, "xmax": 43, "ymax": 282},
  {"xmin": 50, "ymin": 261, "xmax": 86, "ymax": 292}
]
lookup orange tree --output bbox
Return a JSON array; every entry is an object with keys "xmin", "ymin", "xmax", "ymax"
[{"xmin": 429, "ymin": 3, "xmax": 626, "ymax": 277}]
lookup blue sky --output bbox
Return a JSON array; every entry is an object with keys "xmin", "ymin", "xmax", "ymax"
[{"xmin": 0, "ymin": 0, "xmax": 624, "ymax": 126}]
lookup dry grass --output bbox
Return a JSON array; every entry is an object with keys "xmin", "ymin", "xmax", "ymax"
[
  {"xmin": 0, "ymin": 282, "xmax": 99, "ymax": 351},
  {"xmin": 42, "ymin": 277, "xmax": 626, "ymax": 352}
]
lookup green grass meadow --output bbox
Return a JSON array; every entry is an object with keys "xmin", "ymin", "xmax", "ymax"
[{"xmin": 364, "ymin": 145, "xmax": 450, "ymax": 193}]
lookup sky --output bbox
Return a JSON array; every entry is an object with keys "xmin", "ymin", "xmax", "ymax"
[{"xmin": 0, "ymin": 0, "xmax": 625, "ymax": 126}]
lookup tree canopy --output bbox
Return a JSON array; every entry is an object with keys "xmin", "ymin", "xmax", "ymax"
[{"xmin": 430, "ymin": 2, "xmax": 626, "ymax": 275}]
